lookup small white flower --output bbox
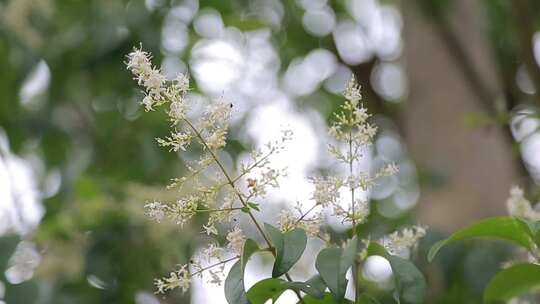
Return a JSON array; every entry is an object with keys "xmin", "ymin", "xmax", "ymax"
[
  {"xmin": 310, "ymin": 177, "xmax": 343, "ymax": 207},
  {"xmin": 144, "ymin": 68, "xmax": 166, "ymax": 91},
  {"xmin": 206, "ymin": 128, "xmax": 227, "ymax": 150},
  {"xmin": 144, "ymin": 201, "xmax": 167, "ymax": 222},
  {"xmin": 202, "ymin": 243, "xmax": 224, "ymax": 262},
  {"xmin": 175, "ymin": 73, "xmax": 190, "ymax": 93},
  {"xmin": 344, "ymin": 75, "xmax": 362, "ymax": 105},
  {"xmin": 278, "ymin": 209, "xmax": 298, "ymax": 232},
  {"xmin": 383, "ymin": 225, "xmax": 426, "ymax": 256},
  {"xmin": 506, "ymin": 186, "xmax": 540, "ymax": 221},
  {"xmin": 203, "ymin": 224, "xmax": 218, "ymax": 235},
  {"xmin": 154, "ymin": 264, "xmax": 190, "ymax": 294},
  {"xmin": 168, "ymin": 101, "xmax": 186, "ymax": 122},
  {"xmin": 377, "ymin": 163, "xmax": 399, "ymax": 178},
  {"xmin": 126, "ymin": 47, "xmax": 152, "ymax": 75},
  {"xmin": 226, "ymin": 227, "xmax": 245, "ymax": 253}
]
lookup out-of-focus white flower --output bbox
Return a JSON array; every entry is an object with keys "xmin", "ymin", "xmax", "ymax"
[
  {"xmin": 205, "ymin": 128, "xmax": 227, "ymax": 150},
  {"xmin": 383, "ymin": 225, "xmax": 426, "ymax": 256},
  {"xmin": 5, "ymin": 241, "xmax": 41, "ymax": 284},
  {"xmin": 377, "ymin": 163, "xmax": 399, "ymax": 178},
  {"xmin": 226, "ymin": 227, "xmax": 245, "ymax": 253},
  {"xmin": 144, "ymin": 201, "xmax": 167, "ymax": 222},
  {"xmin": 506, "ymin": 186, "xmax": 540, "ymax": 221},
  {"xmin": 144, "ymin": 198, "xmax": 198, "ymax": 227},
  {"xmin": 204, "ymin": 244, "xmax": 224, "ymax": 260}
]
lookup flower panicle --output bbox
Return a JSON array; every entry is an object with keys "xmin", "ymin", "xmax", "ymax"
[{"xmin": 126, "ymin": 47, "xmax": 424, "ymax": 296}]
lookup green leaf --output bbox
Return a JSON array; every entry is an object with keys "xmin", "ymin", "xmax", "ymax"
[
  {"xmin": 357, "ymin": 294, "xmax": 381, "ymax": 304},
  {"xmin": 265, "ymin": 223, "xmax": 307, "ymax": 277},
  {"xmin": 241, "ymin": 207, "xmax": 250, "ymax": 213},
  {"xmin": 247, "ymin": 277, "xmax": 326, "ymax": 304},
  {"xmin": 366, "ymin": 242, "xmax": 425, "ymax": 304},
  {"xmin": 241, "ymin": 239, "xmax": 260, "ymax": 274},
  {"xmin": 0, "ymin": 235, "xmax": 19, "ymax": 272},
  {"xmin": 225, "ymin": 239, "xmax": 261, "ymax": 304},
  {"xmin": 224, "ymin": 261, "xmax": 249, "ymax": 304},
  {"xmin": 313, "ymin": 238, "xmax": 358, "ymax": 302},
  {"xmin": 286, "ymin": 275, "xmax": 326, "ymax": 299},
  {"xmin": 304, "ymin": 275, "xmax": 327, "ymax": 299},
  {"xmin": 247, "ymin": 278, "xmax": 288, "ymax": 304},
  {"xmin": 366, "ymin": 242, "xmax": 387, "ymax": 257},
  {"xmin": 386, "ymin": 255, "xmax": 426, "ymax": 304},
  {"xmin": 247, "ymin": 202, "xmax": 260, "ymax": 211},
  {"xmin": 301, "ymin": 293, "xmax": 354, "ymax": 303},
  {"xmin": 428, "ymin": 217, "xmax": 535, "ymax": 262},
  {"xmin": 483, "ymin": 263, "xmax": 540, "ymax": 303},
  {"xmin": 517, "ymin": 218, "xmax": 540, "ymax": 246}
]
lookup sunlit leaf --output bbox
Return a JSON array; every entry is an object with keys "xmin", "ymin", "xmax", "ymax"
[
  {"xmin": 428, "ymin": 217, "xmax": 535, "ymax": 262},
  {"xmin": 484, "ymin": 263, "xmax": 540, "ymax": 303}
]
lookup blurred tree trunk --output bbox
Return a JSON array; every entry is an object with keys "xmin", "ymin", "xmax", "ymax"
[{"xmin": 401, "ymin": 0, "xmax": 520, "ymax": 229}]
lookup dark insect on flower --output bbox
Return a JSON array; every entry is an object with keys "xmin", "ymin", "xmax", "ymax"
[{"xmin": 247, "ymin": 178, "xmax": 257, "ymax": 188}]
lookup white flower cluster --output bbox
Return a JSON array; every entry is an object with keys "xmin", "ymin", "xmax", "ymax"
[
  {"xmin": 144, "ymin": 197, "xmax": 198, "ymax": 227},
  {"xmin": 126, "ymin": 47, "xmax": 294, "ymax": 294},
  {"xmin": 226, "ymin": 227, "xmax": 246, "ymax": 253},
  {"xmin": 154, "ymin": 265, "xmax": 191, "ymax": 294},
  {"xmin": 277, "ymin": 208, "xmax": 323, "ymax": 238},
  {"xmin": 299, "ymin": 76, "xmax": 400, "ymax": 226},
  {"xmin": 383, "ymin": 225, "xmax": 427, "ymax": 256},
  {"xmin": 127, "ymin": 48, "xmax": 423, "ymax": 296},
  {"xmin": 506, "ymin": 186, "xmax": 540, "ymax": 221}
]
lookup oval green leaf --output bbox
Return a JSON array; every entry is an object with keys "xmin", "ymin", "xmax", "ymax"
[
  {"xmin": 428, "ymin": 217, "xmax": 535, "ymax": 262},
  {"xmin": 315, "ymin": 238, "xmax": 358, "ymax": 302},
  {"xmin": 484, "ymin": 263, "xmax": 540, "ymax": 303},
  {"xmin": 316, "ymin": 248, "xmax": 347, "ymax": 301},
  {"xmin": 386, "ymin": 255, "xmax": 426, "ymax": 304},
  {"xmin": 224, "ymin": 261, "xmax": 249, "ymax": 304},
  {"xmin": 241, "ymin": 239, "xmax": 260, "ymax": 273},
  {"xmin": 366, "ymin": 242, "xmax": 425, "ymax": 304},
  {"xmin": 265, "ymin": 223, "xmax": 307, "ymax": 277},
  {"xmin": 247, "ymin": 277, "xmax": 327, "ymax": 304},
  {"xmin": 300, "ymin": 292, "xmax": 354, "ymax": 304}
]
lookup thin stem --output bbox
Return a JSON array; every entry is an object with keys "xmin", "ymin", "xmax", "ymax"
[
  {"xmin": 183, "ymin": 118, "xmax": 273, "ymax": 247},
  {"xmin": 294, "ymin": 204, "xmax": 319, "ymax": 225},
  {"xmin": 231, "ymin": 148, "xmax": 276, "ymax": 184},
  {"xmin": 182, "ymin": 118, "xmax": 305, "ymax": 303},
  {"xmin": 348, "ymin": 129, "xmax": 361, "ymax": 303},
  {"xmin": 191, "ymin": 256, "xmax": 239, "ymax": 277},
  {"xmin": 195, "ymin": 207, "xmax": 244, "ymax": 213}
]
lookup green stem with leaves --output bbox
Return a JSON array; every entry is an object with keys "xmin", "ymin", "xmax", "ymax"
[{"xmin": 183, "ymin": 118, "xmax": 305, "ymax": 303}]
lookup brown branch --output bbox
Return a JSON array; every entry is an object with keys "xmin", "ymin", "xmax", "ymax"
[{"xmin": 430, "ymin": 15, "xmax": 499, "ymax": 116}]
